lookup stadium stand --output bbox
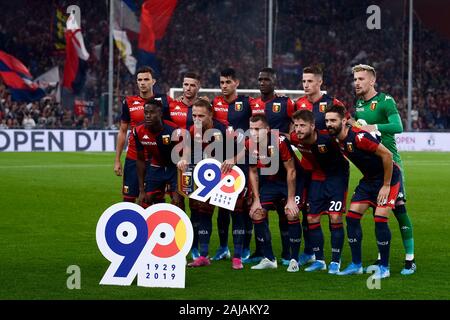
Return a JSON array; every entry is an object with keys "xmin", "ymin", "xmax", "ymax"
[{"xmin": 0, "ymin": 0, "xmax": 448, "ymax": 130}]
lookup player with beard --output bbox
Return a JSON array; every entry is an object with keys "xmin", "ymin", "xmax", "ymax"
[
  {"xmin": 291, "ymin": 110, "xmax": 349, "ymax": 274},
  {"xmin": 325, "ymin": 104, "xmax": 402, "ymax": 279}
]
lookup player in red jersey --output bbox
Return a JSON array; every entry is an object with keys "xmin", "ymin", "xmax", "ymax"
[
  {"xmin": 291, "ymin": 110, "xmax": 349, "ymax": 274},
  {"xmin": 295, "ymin": 65, "xmax": 347, "ymax": 267},
  {"xmin": 166, "ymin": 72, "xmax": 201, "ymax": 129},
  {"xmin": 246, "ymin": 115, "xmax": 301, "ymax": 271},
  {"xmin": 211, "ymin": 68, "xmax": 254, "ymax": 264},
  {"xmin": 177, "ymin": 98, "xmax": 229, "ymax": 268},
  {"xmin": 295, "ymin": 65, "xmax": 346, "ymax": 133},
  {"xmin": 133, "ymin": 99, "xmax": 183, "ymax": 208},
  {"xmin": 114, "ymin": 66, "xmax": 172, "ymax": 203},
  {"xmin": 251, "ymin": 67, "xmax": 296, "ymax": 136},
  {"xmin": 250, "ymin": 67, "xmax": 297, "ymax": 265},
  {"xmin": 325, "ymin": 104, "xmax": 401, "ymax": 279}
]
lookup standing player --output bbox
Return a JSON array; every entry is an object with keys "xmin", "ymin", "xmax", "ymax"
[
  {"xmin": 352, "ymin": 64, "xmax": 416, "ymax": 275},
  {"xmin": 251, "ymin": 67, "xmax": 297, "ymax": 266},
  {"xmin": 325, "ymin": 104, "xmax": 401, "ymax": 279},
  {"xmin": 166, "ymin": 71, "xmax": 201, "ymax": 257},
  {"xmin": 291, "ymin": 110, "xmax": 349, "ymax": 274},
  {"xmin": 296, "ymin": 65, "xmax": 346, "ymax": 133},
  {"xmin": 114, "ymin": 66, "xmax": 172, "ymax": 203},
  {"xmin": 133, "ymin": 99, "xmax": 183, "ymax": 208},
  {"xmin": 295, "ymin": 65, "xmax": 347, "ymax": 267},
  {"xmin": 211, "ymin": 67, "xmax": 254, "ymax": 263},
  {"xmin": 247, "ymin": 115, "xmax": 302, "ymax": 272},
  {"xmin": 165, "ymin": 72, "xmax": 201, "ymax": 129}
]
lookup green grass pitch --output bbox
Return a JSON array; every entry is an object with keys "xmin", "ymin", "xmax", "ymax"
[{"xmin": 0, "ymin": 152, "xmax": 449, "ymax": 300}]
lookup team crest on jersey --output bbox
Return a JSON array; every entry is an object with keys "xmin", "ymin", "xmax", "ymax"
[
  {"xmin": 346, "ymin": 142, "xmax": 354, "ymax": 152},
  {"xmin": 319, "ymin": 102, "xmax": 327, "ymax": 113},
  {"xmin": 318, "ymin": 144, "xmax": 327, "ymax": 153},
  {"xmin": 370, "ymin": 101, "xmax": 378, "ymax": 111},
  {"xmin": 183, "ymin": 175, "xmax": 192, "ymax": 187},
  {"xmin": 123, "ymin": 185, "xmax": 129, "ymax": 194},
  {"xmin": 272, "ymin": 103, "xmax": 281, "ymax": 113},
  {"xmin": 235, "ymin": 102, "xmax": 243, "ymax": 111},
  {"xmin": 268, "ymin": 145, "xmax": 275, "ymax": 157},
  {"xmin": 213, "ymin": 132, "xmax": 222, "ymax": 142},
  {"xmin": 162, "ymin": 134, "xmax": 171, "ymax": 145}
]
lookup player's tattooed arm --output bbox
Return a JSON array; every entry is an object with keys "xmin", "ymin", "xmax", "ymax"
[
  {"xmin": 249, "ymin": 166, "xmax": 262, "ymax": 216},
  {"xmin": 114, "ymin": 121, "xmax": 129, "ymax": 176}
]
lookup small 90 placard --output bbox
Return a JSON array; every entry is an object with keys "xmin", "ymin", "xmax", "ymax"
[
  {"xmin": 96, "ymin": 202, "xmax": 193, "ymax": 288},
  {"xmin": 189, "ymin": 158, "xmax": 246, "ymax": 211}
]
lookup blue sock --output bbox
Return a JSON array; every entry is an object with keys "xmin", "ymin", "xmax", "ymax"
[
  {"xmin": 253, "ymin": 219, "xmax": 275, "ymax": 261},
  {"xmin": 277, "ymin": 208, "xmax": 290, "ymax": 260},
  {"xmin": 302, "ymin": 209, "xmax": 313, "ymax": 255},
  {"xmin": 232, "ymin": 213, "xmax": 245, "ymax": 258},
  {"xmin": 308, "ymin": 222, "xmax": 324, "ymax": 260},
  {"xmin": 217, "ymin": 208, "xmax": 230, "ymax": 248},
  {"xmin": 346, "ymin": 211, "xmax": 363, "ymax": 265},
  {"xmin": 243, "ymin": 212, "xmax": 253, "ymax": 251},
  {"xmin": 288, "ymin": 220, "xmax": 302, "ymax": 260},
  {"xmin": 330, "ymin": 222, "xmax": 344, "ymax": 263},
  {"xmin": 375, "ymin": 216, "xmax": 391, "ymax": 267},
  {"xmin": 190, "ymin": 210, "xmax": 200, "ymax": 251},
  {"xmin": 198, "ymin": 213, "xmax": 212, "ymax": 257}
]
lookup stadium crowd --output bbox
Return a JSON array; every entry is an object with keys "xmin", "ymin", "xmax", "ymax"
[{"xmin": 0, "ymin": 0, "xmax": 448, "ymax": 130}]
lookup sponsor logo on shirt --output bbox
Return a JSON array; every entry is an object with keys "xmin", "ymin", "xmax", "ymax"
[
  {"xmin": 214, "ymin": 107, "xmax": 228, "ymax": 113},
  {"xmin": 141, "ymin": 141, "xmax": 157, "ymax": 146},
  {"xmin": 129, "ymin": 106, "xmax": 144, "ymax": 112}
]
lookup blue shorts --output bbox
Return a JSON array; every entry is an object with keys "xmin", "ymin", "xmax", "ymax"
[
  {"xmin": 307, "ymin": 174, "xmax": 349, "ymax": 216},
  {"xmin": 259, "ymin": 177, "xmax": 305, "ymax": 211},
  {"xmin": 145, "ymin": 165, "xmax": 177, "ymax": 195},
  {"xmin": 351, "ymin": 165, "xmax": 401, "ymax": 209},
  {"xmin": 122, "ymin": 158, "xmax": 141, "ymax": 199}
]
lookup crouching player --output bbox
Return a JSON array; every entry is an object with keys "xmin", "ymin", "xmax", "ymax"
[
  {"xmin": 134, "ymin": 99, "xmax": 183, "ymax": 208},
  {"xmin": 177, "ymin": 98, "xmax": 231, "ymax": 268},
  {"xmin": 325, "ymin": 104, "xmax": 401, "ymax": 279},
  {"xmin": 247, "ymin": 114, "xmax": 302, "ymax": 272},
  {"xmin": 291, "ymin": 109, "xmax": 349, "ymax": 274}
]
